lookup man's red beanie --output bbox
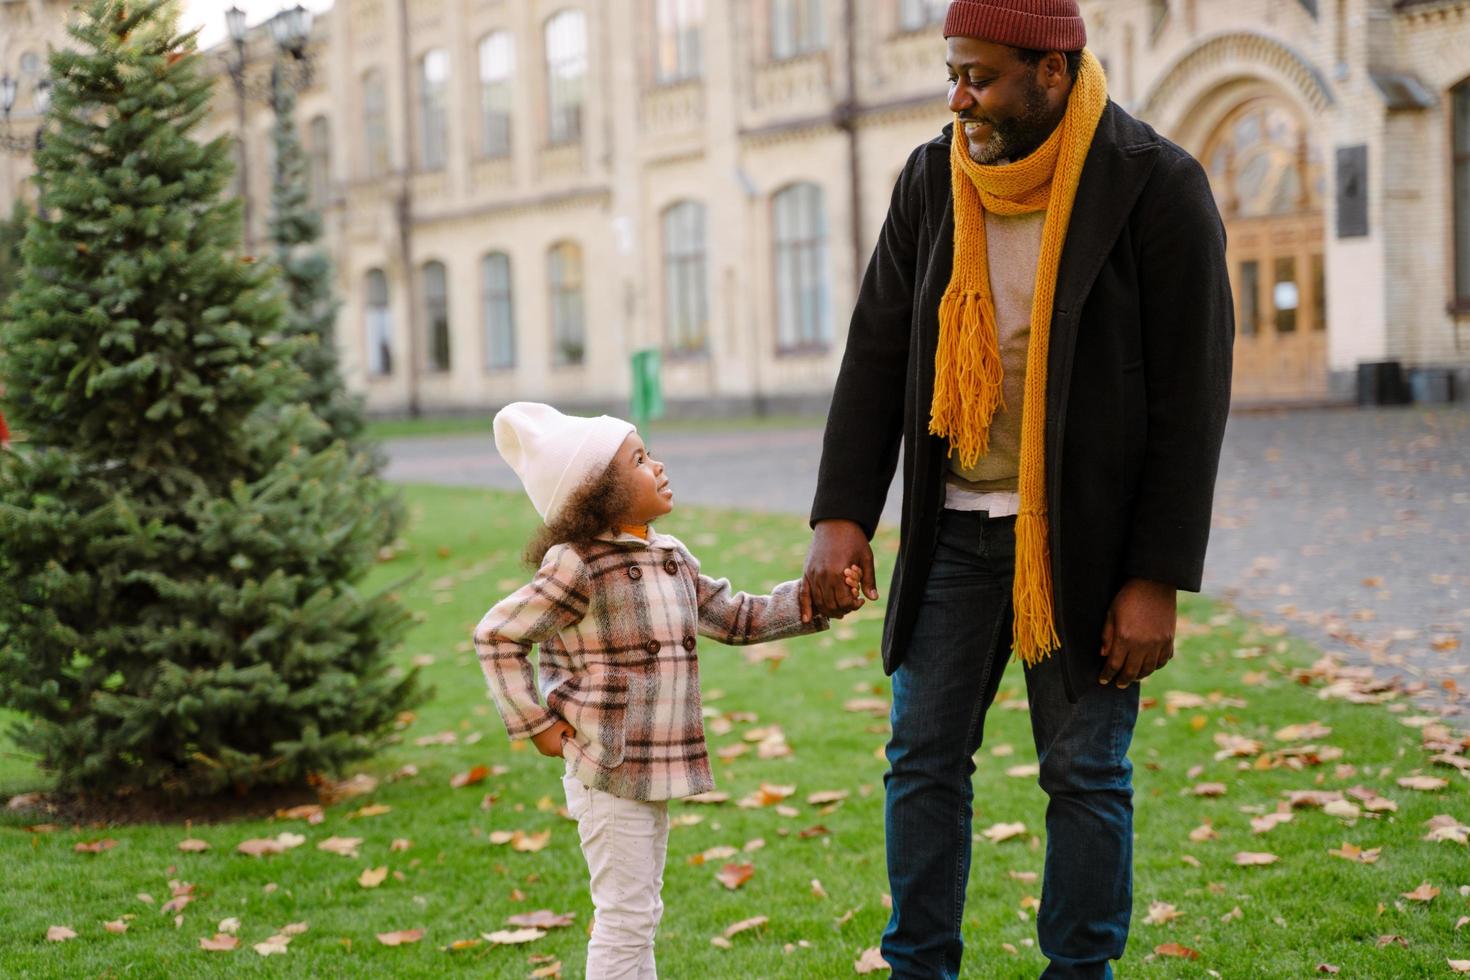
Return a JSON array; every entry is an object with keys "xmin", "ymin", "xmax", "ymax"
[{"xmin": 942, "ymin": 0, "xmax": 1087, "ymax": 51}]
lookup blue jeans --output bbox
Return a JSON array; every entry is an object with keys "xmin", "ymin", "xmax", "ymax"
[{"xmin": 881, "ymin": 510, "xmax": 1140, "ymax": 979}]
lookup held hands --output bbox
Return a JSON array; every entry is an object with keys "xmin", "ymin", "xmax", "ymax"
[
  {"xmin": 800, "ymin": 520, "xmax": 880, "ymax": 623},
  {"xmin": 530, "ymin": 720, "xmax": 576, "ymax": 758},
  {"xmin": 1098, "ymin": 578, "xmax": 1178, "ymax": 688}
]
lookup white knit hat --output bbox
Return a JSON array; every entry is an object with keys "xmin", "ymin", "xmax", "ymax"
[{"xmin": 493, "ymin": 402, "xmax": 636, "ymax": 524}]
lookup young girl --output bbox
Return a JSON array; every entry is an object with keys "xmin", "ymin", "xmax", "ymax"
[{"xmin": 474, "ymin": 402, "xmax": 847, "ymax": 979}]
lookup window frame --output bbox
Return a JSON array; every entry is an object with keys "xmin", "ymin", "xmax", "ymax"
[
  {"xmin": 417, "ymin": 48, "xmax": 451, "ymax": 172},
  {"xmin": 421, "ymin": 260, "xmax": 452, "ymax": 373},
  {"xmin": 770, "ymin": 0, "xmax": 825, "ymax": 61},
  {"xmin": 362, "ymin": 69, "xmax": 390, "ymax": 178},
  {"xmin": 545, "ymin": 9, "xmax": 589, "ymax": 146},
  {"xmin": 653, "ymin": 0, "xmax": 704, "ymax": 84},
  {"xmin": 481, "ymin": 251, "xmax": 517, "ymax": 371},
  {"xmin": 1453, "ymin": 78, "xmax": 1470, "ymax": 312},
  {"xmin": 478, "ymin": 31, "xmax": 515, "ymax": 160},
  {"xmin": 548, "ymin": 241, "xmax": 587, "ymax": 366},
  {"xmin": 771, "ymin": 182, "xmax": 831, "ymax": 353},
  {"xmin": 661, "ymin": 201, "xmax": 710, "ymax": 355}
]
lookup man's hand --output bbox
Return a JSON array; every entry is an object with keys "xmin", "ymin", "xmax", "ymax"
[
  {"xmin": 1098, "ymin": 578, "xmax": 1177, "ymax": 688},
  {"xmin": 530, "ymin": 720, "xmax": 575, "ymax": 758},
  {"xmin": 801, "ymin": 520, "xmax": 878, "ymax": 622}
]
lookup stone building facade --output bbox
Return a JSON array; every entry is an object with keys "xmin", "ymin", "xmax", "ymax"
[{"xmin": 4, "ymin": 0, "xmax": 1469, "ymax": 412}]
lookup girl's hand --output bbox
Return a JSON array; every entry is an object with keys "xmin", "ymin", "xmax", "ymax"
[
  {"xmin": 842, "ymin": 564, "xmax": 865, "ymax": 605},
  {"xmin": 530, "ymin": 720, "xmax": 575, "ymax": 758}
]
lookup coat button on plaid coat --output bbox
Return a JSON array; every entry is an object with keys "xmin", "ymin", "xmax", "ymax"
[{"xmin": 474, "ymin": 528, "xmax": 828, "ymax": 801}]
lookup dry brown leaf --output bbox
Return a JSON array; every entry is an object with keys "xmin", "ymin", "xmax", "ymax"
[
  {"xmin": 1397, "ymin": 774, "xmax": 1449, "ymax": 792},
  {"xmin": 1188, "ymin": 822, "xmax": 1218, "ymax": 842},
  {"xmin": 1275, "ymin": 722, "xmax": 1332, "ymax": 742},
  {"xmin": 352, "ymin": 804, "xmax": 392, "ymax": 818},
  {"xmin": 722, "ymin": 915, "xmax": 769, "ymax": 939},
  {"xmin": 806, "ymin": 790, "xmax": 850, "ymax": 806},
  {"xmin": 1154, "ymin": 942, "xmax": 1199, "ymax": 959},
  {"xmin": 376, "ymin": 929, "xmax": 424, "ymax": 946},
  {"xmin": 176, "ymin": 838, "xmax": 210, "ymax": 853},
  {"xmin": 1328, "ymin": 841, "xmax": 1381, "ymax": 864},
  {"xmin": 253, "ymin": 936, "xmax": 290, "ymax": 956},
  {"xmin": 315, "ymin": 772, "xmax": 378, "ymax": 804},
  {"xmin": 358, "ymin": 866, "xmax": 388, "ymax": 889},
  {"xmin": 854, "ymin": 946, "xmax": 892, "ymax": 973},
  {"xmin": 1401, "ymin": 882, "xmax": 1439, "ymax": 903},
  {"xmin": 481, "ymin": 928, "xmax": 545, "ymax": 944},
  {"xmin": 1251, "ymin": 812, "xmax": 1294, "ymax": 834},
  {"xmin": 811, "ymin": 879, "xmax": 828, "ymax": 899},
  {"xmin": 450, "ymin": 765, "xmax": 490, "ymax": 788},
  {"xmin": 1233, "ymin": 851, "xmax": 1279, "ymax": 866},
  {"xmin": 1448, "ymin": 960, "xmax": 1470, "ymax": 974},
  {"xmin": 1213, "ymin": 733, "xmax": 1263, "ymax": 760},
  {"xmin": 512, "ymin": 830, "xmax": 552, "ymax": 853},
  {"xmin": 1008, "ymin": 870, "xmax": 1039, "ymax": 884},
  {"xmin": 982, "ymin": 821, "xmax": 1027, "ymax": 844},
  {"xmin": 103, "ymin": 920, "xmax": 128, "ymax": 935},
  {"xmin": 446, "ymin": 938, "xmax": 482, "ymax": 951},
  {"xmin": 682, "ymin": 791, "xmax": 730, "ymax": 805},
  {"xmin": 74, "ymin": 838, "xmax": 119, "ymax": 854},
  {"xmin": 1221, "ymin": 906, "xmax": 1243, "ymax": 923},
  {"xmin": 1285, "ymin": 790, "xmax": 1344, "ymax": 809},
  {"xmin": 316, "ymin": 835, "xmax": 363, "ymax": 858},
  {"xmin": 199, "ymin": 934, "xmax": 239, "ymax": 952},
  {"xmin": 1192, "ymin": 783, "xmax": 1228, "ymax": 797},
  {"xmin": 46, "ymin": 925, "xmax": 77, "ymax": 942},
  {"xmin": 1143, "ymin": 901, "xmax": 1181, "ymax": 925},
  {"xmin": 275, "ymin": 804, "xmax": 325, "ymax": 823},
  {"xmin": 1376, "ymin": 935, "xmax": 1409, "ymax": 948},
  {"xmin": 390, "ymin": 838, "xmax": 412, "ymax": 852},
  {"xmin": 1456, "ymin": 916, "xmax": 1470, "ymax": 931},
  {"xmin": 218, "ymin": 917, "xmax": 241, "ymax": 935},
  {"xmin": 716, "ymin": 863, "xmax": 755, "ymax": 890},
  {"xmin": 1005, "ymin": 764, "xmax": 1040, "ymax": 778},
  {"xmin": 506, "ymin": 910, "xmax": 576, "ymax": 929},
  {"xmin": 1316, "ymin": 965, "xmax": 1340, "ymax": 974},
  {"xmin": 530, "ymin": 961, "xmax": 563, "ymax": 978}
]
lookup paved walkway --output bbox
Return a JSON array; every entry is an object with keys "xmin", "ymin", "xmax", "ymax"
[{"xmin": 384, "ymin": 407, "xmax": 1469, "ymax": 714}]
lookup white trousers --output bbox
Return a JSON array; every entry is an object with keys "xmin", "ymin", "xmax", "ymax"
[{"xmin": 562, "ymin": 774, "xmax": 669, "ymax": 980}]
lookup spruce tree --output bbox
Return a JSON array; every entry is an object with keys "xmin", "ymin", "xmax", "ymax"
[
  {"xmin": 266, "ymin": 64, "xmax": 372, "ymax": 458},
  {"xmin": 0, "ymin": 0, "xmax": 421, "ymax": 797},
  {"xmin": 0, "ymin": 201, "xmax": 27, "ymax": 309}
]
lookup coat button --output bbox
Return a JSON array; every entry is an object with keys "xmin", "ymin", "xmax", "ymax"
[
  {"xmin": 627, "ymin": 565, "xmax": 642, "ymax": 580},
  {"xmin": 682, "ymin": 635, "xmax": 696, "ymax": 651},
  {"xmin": 663, "ymin": 558, "xmax": 678, "ymax": 575},
  {"xmin": 645, "ymin": 639, "xmax": 661, "ymax": 655}
]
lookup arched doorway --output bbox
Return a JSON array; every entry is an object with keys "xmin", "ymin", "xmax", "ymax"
[{"xmin": 1202, "ymin": 96, "xmax": 1328, "ymax": 400}]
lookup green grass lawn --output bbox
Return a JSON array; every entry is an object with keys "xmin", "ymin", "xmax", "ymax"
[
  {"xmin": 363, "ymin": 412, "xmax": 823, "ymax": 442},
  {"xmin": 3, "ymin": 484, "xmax": 1468, "ymax": 977}
]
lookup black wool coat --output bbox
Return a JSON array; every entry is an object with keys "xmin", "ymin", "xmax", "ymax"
[{"xmin": 811, "ymin": 102, "xmax": 1234, "ymax": 703}]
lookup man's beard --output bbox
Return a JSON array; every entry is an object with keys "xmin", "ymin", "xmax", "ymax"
[{"xmin": 966, "ymin": 76, "xmax": 1060, "ymax": 165}]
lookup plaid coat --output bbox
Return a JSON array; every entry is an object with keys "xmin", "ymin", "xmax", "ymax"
[{"xmin": 474, "ymin": 528, "xmax": 826, "ymax": 801}]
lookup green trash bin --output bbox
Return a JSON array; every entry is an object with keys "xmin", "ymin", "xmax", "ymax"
[{"xmin": 629, "ymin": 348, "xmax": 664, "ymax": 432}]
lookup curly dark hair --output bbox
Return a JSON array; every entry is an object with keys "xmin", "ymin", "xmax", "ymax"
[{"xmin": 521, "ymin": 460, "xmax": 633, "ymax": 568}]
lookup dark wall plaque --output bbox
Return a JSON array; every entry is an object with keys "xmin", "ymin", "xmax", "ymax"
[{"xmin": 1336, "ymin": 144, "xmax": 1369, "ymax": 239}]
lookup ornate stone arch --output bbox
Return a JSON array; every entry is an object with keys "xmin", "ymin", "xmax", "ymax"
[{"xmin": 1136, "ymin": 31, "xmax": 1335, "ymax": 156}]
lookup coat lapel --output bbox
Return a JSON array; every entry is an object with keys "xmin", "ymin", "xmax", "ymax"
[{"xmin": 1046, "ymin": 102, "xmax": 1161, "ymax": 424}]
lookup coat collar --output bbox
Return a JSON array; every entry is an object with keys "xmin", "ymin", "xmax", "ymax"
[{"xmin": 595, "ymin": 527, "xmax": 679, "ymax": 552}]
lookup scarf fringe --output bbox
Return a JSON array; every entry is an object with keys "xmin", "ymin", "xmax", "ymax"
[
  {"xmin": 1012, "ymin": 510, "xmax": 1062, "ymax": 663},
  {"xmin": 929, "ymin": 287, "xmax": 1005, "ymax": 470}
]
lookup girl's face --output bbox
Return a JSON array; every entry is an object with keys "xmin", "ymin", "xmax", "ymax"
[{"xmin": 612, "ymin": 431, "xmax": 673, "ymax": 525}]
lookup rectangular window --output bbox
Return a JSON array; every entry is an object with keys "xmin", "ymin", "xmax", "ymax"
[
  {"xmin": 663, "ymin": 202, "xmax": 709, "ymax": 353},
  {"xmin": 773, "ymin": 183, "xmax": 830, "ymax": 349},
  {"xmin": 482, "ymin": 253, "xmax": 516, "ymax": 370},
  {"xmin": 479, "ymin": 33, "xmax": 514, "ymax": 159},
  {"xmin": 422, "ymin": 261, "xmax": 451, "ymax": 372},
  {"xmin": 546, "ymin": 10, "xmax": 588, "ymax": 145},
  {"xmin": 366, "ymin": 270, "xmax": 393, "ymax": 377},
  {"xmin": 1454, "ymin": 81, "xmax": 1470, "ymax": 307},
  {"xmin": 1239, "ymin": 260, "xmax": 1259, "ymax": 337},
  {"xmin": 1311, "ymin": 253, "xmax": 1326, "ymax": 331},
  {"xmin": 549, "ymin": 243, "xmax": 586, "ymax": 365},
  {"xmin": 655, "ymin": 0, "xmax": 703, "ymax": 83},
  {"xmin": 308, "ymin": 116, "xmax": 331, "ymax": 207},
  {"xmin": 419, "ymin": 49, "xmax": 450, "ymax": 171},
  {"xmin": 1273, "ymin": 256, "xmax": 1299, "ymax": 334},
  {"xmin": 898, "ymin": 0, "xmax": 947, "ymax": 31},
  {"xmin": 771, "ymin": 0, "xmax": 824, "ymax": 60}
]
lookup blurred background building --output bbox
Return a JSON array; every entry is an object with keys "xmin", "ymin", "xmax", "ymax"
[{"xmin": 3, "ymin": 0, "xmax": 1469, "ymax": 414}]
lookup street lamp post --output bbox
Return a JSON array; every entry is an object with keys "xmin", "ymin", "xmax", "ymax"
[
  {"xmin": 1, "ymin": 70, "xmax": 51, "ymax": 219},
  {"xmin": 221, "ymin": 5, "xmax": 315, "ymax": 254}
]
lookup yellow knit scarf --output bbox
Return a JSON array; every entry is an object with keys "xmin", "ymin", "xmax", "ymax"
[{"xmin": 930, "ymin": 49, "xmax": 1107, "ymax": 665}]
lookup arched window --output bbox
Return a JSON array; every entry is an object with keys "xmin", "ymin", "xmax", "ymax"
[
  {"xmin": 654, "ymin": 0, "xmax": 703, "ymax": 83},
  {"xmin": 479, "ymin": 32, "xmax": 515, "ymax": 159},
  {"xmin": 771, "ymin": 0, "xmax": 824, "ymax": 60},
  {"xmin": 418, "ymin": 49, "xmax": 450, "ymax": 171},
  {"xmin": 545, "ymin": 10, "xmax": 588, "ymax": 145},
  {"xmin": 482, "ymin": 252, "xmax": 516, "ymax": 370},
  {"xmin": 365, "ymin": 270, "xmax": 393, "ymax": 377},
  {"xmin": 421, "ymin": 261, "xmax": 451, "ymax": 372},
  {"xmin": 307, "ymin": 115, "xmax": 331, "ymax": 207},
  {"xmin": 772, "ymin": 182, "xmax": 830, "ymax": 350},
  {"xmin": 1454, "ymin": 78, "xmax": 1470, "ymax": 309},
  {"xmin": 548, "ymin": 242, "xmax": 586, "ymax": 365},
  {"xmin": 662, "ymin": 201, "xmax": 709, "ymax": 352},
  {"xmin": 362, "ymin": 69, "xmax": 389, "ymax": 178}
]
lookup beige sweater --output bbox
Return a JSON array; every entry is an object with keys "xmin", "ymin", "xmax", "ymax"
[{"xmin": 947, "ymin": 209, "xmax": 1046, "ymax": 493}]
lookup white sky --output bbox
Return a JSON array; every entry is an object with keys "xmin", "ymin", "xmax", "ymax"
[{"xmin": 178, "ymin": 0, "xmax": 336, "ymax": 52}]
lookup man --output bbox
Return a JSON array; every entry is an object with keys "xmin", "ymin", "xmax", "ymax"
[{"xmin": 800, "ymin": 1, "xmax": 1233, "ymax": 977}]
